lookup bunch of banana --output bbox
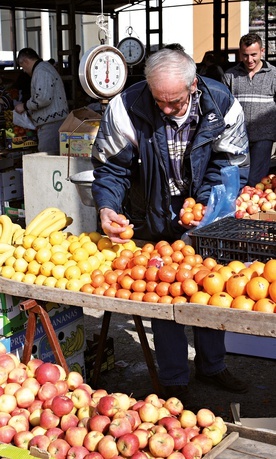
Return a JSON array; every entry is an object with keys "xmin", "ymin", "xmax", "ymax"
[
  {"xmin": 24, "ymin": 207, "xmax": 73, "ymax": 238},
  {"xmin": 60, "ymin": 325, "xmax": 84, "ymax": 358},
  {"xmin": 0, "ymin": 215, "xmax": 23, "ymax": 245}
]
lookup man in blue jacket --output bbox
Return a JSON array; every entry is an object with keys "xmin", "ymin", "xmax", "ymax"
[{"xmin": 92, "ymin": 48, "xmax": 250, "ymax": 403}]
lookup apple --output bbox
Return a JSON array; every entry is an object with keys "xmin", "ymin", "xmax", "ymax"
[
  {"xmin": 35, "ymin": 362, "xmax": 60, "ymax": 384},
  {"xmin": 47, "ymin": 438, "xmax": 71, "ymax": 459},
  {"xmin": 144, "ymin": 393, "xmax": 163, "ymax": 408},
  {"xmin": 255, "ymin": 182, "xmax": 265, "ymax": 190},
  {"xmin": 163, "ymin": 397, "xmax": 184, "ymax": 416},
  {"xmin": 148, "ymin": 432, "xmax": 175, "ymax": 457},
  {"xmin": 97, "ymin": 395, "xmax": 120, "ymax": 417},
  {"xmin": 261, "ymin": 176, "xmax": 272, "ymax": 185},
  {"xmin": 0, "ymin": 354, "xmax": 16, "ymax": 373},
  {"xmin": 183, "ymin": 427, "xmax": 200, "ymax": 441},
  {"xmin": 39, "ymin": 408, "xmax": 60, "ymax": 429},
  {"xmin": 182, "ymin": 442, "xmax": 202, "ymax": 459},
  {"xmin": 37, "ymin": 381, "xmax": 58, "ymax": 401},
  {"xmin": 60, "ymin": 412, "xmax": 79, "ymax": 431},
  {"xmin": 108, "ymin": 417, "xmax": 133, "ymax": 437},
  {"xmin": 202, "ymin": 425, "xmax": 223, "ymax": 446},
  {"xmin": 179, "ymin": 410, "xmax": 197, "ymax": 428},
  {"xmin": 83, "ymin": 430, "xmax": 105, "ymax": 451},
  {"xmin": 78, "ymin": 383, "xmax": 94, "ymax": 395},
  {"xmin": 42, "ymin": 397, "xmax": 56, "ymax": 410},
  {"xmin": 157, "ymin": 407, "xmax": 171, "ymax": 420},
  {"xmin": 26, "ymin": 358, "xmax": 43, "ymax": 377},
  {"xmin": 4, "ymin": 383, "xmax": 21, "ymax": 395},
  {"xmin": 113, "ymin": 392, "xmax": 131, "ymax": 410},
  {"xmin": 0, "ymin": 368, "xmax": 8, "ymax": 385},
  {"xmin": 66, "ymin": 371, "xmax": 84, "ymax": 390},
  {"xmin": 266, "ymin": 191, "xmax": 276, "ymax": 201},
  {"xmin": 29, "ymin": 399, "xmax": 43, "ymax": 414},
  {"xmin": 117, "ymin": 433, "xmax": 140, "ymax": 457},
  {"xmin": 132, "ymin": 428, "xmax": 149, "ymax": 449},
  {"xmin": 190, "ymin": 434, "xmax": 213, "ymax": 454},
  {"xmin": 136, "ymin": 421, "xmax": 155, "ymax": 431},
  {"xmin": 67, "ymin": 446, "xmax": 90, "ymax": 459},
  {"xmin": 65, "ymin": 426, "xmax": 88, "ymax": 447},
  {"xmin": 168, "ymin": 427, "xmax": 188, "ymax": 449},
  {"xmin": 71, "ymin": 387, "xmax": 92, "ymax": 409},
  {"xmin": 46, "ymin": 426, "xmax": 65, "ymax": 441},
  {"xmin": 29, "ymin": 408, "xmax": 43, "ymax": 427},
  {"xmin": 196, "ymin": 408, "xmax": 215, "ymax": 427},
  {"xmin": 168, "ymin": 453, "xmax": 185, "ymax": 459},
  {"xmin": 77, "ymin": 405, "xmax": 95, "ymax": 420},
  {"xmin": 158, "ymin": 416, "xmax": 181, "ymax": 430},
  {"xmin": 211, "ymin": 416, "xmax": 227, "ymax": 435},
  {"xmin": 88, "ymin": 414, "xmax": 111, "ymax": 433},
  {"xmin": 55, "ymin": 380, "xmax": 69, "ymax": 396},
  {"xmin": 13, "ymin": 430, "xmax": 34, "ymax": 449},
  {"xmin": 97, "ymin": 434, "xmax": 119, "ymax": 459},
  {"xmin": 271, "ymin": 176, "xmax": 276, "ymax": 189},
  {"xmin": 138, "ymin": 402, "xmax": 159, "ymax": 423},
  {"xmin": 31, "ymin": 426, "xmax": 47, "ymax": 436},
  {"xmin": 51, "ymin": 395, "xmax": 74, "ymax": 417},
  {"xmin": 78, "ymin": 417, "xmax": 90, "ymax": 429},
  {"xmin": 0, "ymin": 412, "xmax": 11, "ymax": 426},
  {"xmin": 239, "ymin": 192, "xmax": 251, "ymax": 202},
  {"xmin": 0, "ymin": 394, "xmax": 17, "ymax": 413},
  {"xmin": 235, "ymin": 209, "xmax": 246, "ymax": 219},
  {"xmin": 84, "ymin": 453, "xmax": 104, "ymax": 459},
  {"xmin": 55, "ymin": 364, "xmax": 67, "ymax": 381},
  {"xmin": 120, "ymin": 410, "xmax": 141, "ymax": 430},
  {"xmin": 131, "ymin": 400, "xmax": 145, "ymax": 411},
  {"xmin": 29, "ymin": 434, "xmax": 51, "ymax": 451},
  {"xmin": 131, "ymin": 452, "xmax": 148, "ymax": 459},
  {"xmin": 0, "ymin": 425, "xmax": 16, "ymax": 443},
  {"xmin": 150, "ymin": 424, "xmax": 167, "ymax": 435},
  {"xmin": 22, "ymin": 377, "xmax": 41, "ymax": 396},
  {"xmin": 11, "ymin": 407, "xmax": 30, "ymax": 419},
  {"xmin": 246, "ymin": 204, "xmax": 259, "ymax": 215},
  {"xmin": 8, "ymin": 414, "xmax": 29, "ymax": 433},
  {"xmin": 7, "ymin": 367, "xmax": 27, "ymax": 384},
  {"xmin": 261, "ymin": 201, "xmax": 272, "ymax": 211},
  {"xmin": 14, "ymin": 387, "xmax": 35, "ymax": 409},
  {"xmin": 91, "ymin": 389, "xmax": 108, "ymax": 402}
]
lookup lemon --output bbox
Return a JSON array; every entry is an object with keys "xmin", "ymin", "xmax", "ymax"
[
  {"xmin": 78, "ymin": 232, "xmax": 89, "ymax": 239},
  {"xmin": 50, "ymin": 252, "xmax": 68, "ymax": 265},
  {"xmin": 23, "ymin": 248, "xmax": 37, "ymax": 263},
  {"xmin": 22, "ymin": 273, "xmax": 36, "ymax": 284},
  {"xmin": 99, "ymin": 263, "xmax": 112, "ymax": 274},
  {"xmin": 64, "ymin": 259, "xmax": 77, "ymax": 269},
  {"xmin": 61, "ymin": 240, "xmax": 70, "ymax": 251},
  {"xmin": 50, "ymin": 244, "xmax": 67, "ymax": 254},
  {"xmin": 66, "ymin": 279, "xmax": 81, "ymax": 291},
  {"xmin": 72, "ymin": 247, "xmax": 89, "ymax": 263},
  {"xmin": 5, "ymin": 256, "xmax": 16, "ymax": 267},
  {"xmin": 22, "ymin": 234, "xmax": 36, "ymax": 249},
  {"xmin": 87, "ymin": 256, "xmax": 100, "ymax": 271},
  {"xmin": 49, "ymin": 231, "xmax": 65, "ymax": 246},
  {"xmin": 13, "ymin": 258, "xmax": 28, "ymax": 273},
  {"xmin": 35, "ymin": 248, "xmax": 52, "ymax": 264},
  {"xmin": 79, "ymin": 235, "xmax": 91, "ymax": 245},
  {"xmin": 65, "ymin": 265, "xmax": 81, "ymax": 280},
  {"xmin": 40, "ymin": 261, "xmax": 55, "ymax": 277},
  {"xmin": 32, "ymin": 237, "xmax": 48, "ymax": 251},
  {"xmin": 43, "ymin": 277, "xmax": 57, "ymax": 288},
  {"xmin": 95, "ymin": 251, "xmax": 105, "ymax": 263},
  {"xmin": 101, "ymin": 248, "xmax": 117, "ymax": 262},
  {"xmin": 97, "ymin": 237, "xmax": 113, "ymax": 251},
  {"xmin": 89, "ymin": 231, "xmax": 102, "ymax": 243},
  {"xmin": 112, "ymin": 244, "xmax": 123, "ymax": 254},
  {"xmin": 77, "ymin": 259, "xmax": 93, "ymax": 274},
  {"xmin": 11, "ymin": 272, "xmax": 25, "ymax": 282},
  {"xmin": 123, "ymin": 240, "xmax": 137, "ymax": 252},
  {"xmin": 80, "ymin": 273, "xmax": 92, "ymax": 284},
  {"xmin": 55, "ymin": 278, "xmax": 68, "ymax": 289},
  {"xmin": 14, "ymin": 246, "xmax": 26, "ymax": 259},
  {"xmin": 67, "ymin": 235, "xmax": 79, "ymax": 243},
  {"xmin": 35, "ymin": 274, "xmax": 47, "ymax": 286},
  {"xmin": 81, "ymin": 241, "xmax": 98, "ymax": 256},
  {"xmin": 69, "ymin": 241, "xmax": 81, "ymax": 254},
  {"xmin": 27, "ymin": 260, "xmax": 41, "ymax": 276},
  {"xmin": 1, "ymin": 266, "xmax": 15, "ymax": 279},
  {"xmin": 52, "ymin": 265, "xmax": 66, "ymax": 280}
]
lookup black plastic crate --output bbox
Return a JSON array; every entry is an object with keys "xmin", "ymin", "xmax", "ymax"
[{"xmin": 190, "ymin": 217, "xmax": 276, "ymax": 263}]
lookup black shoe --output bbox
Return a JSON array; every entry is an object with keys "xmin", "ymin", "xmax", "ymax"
[
  {"xmin": 195, "ymin": 368, "xmax": 249, "ymax": 394},
  {"xmin": 160, "ymin": 384, "xmax": 190, "ymax": 405}
]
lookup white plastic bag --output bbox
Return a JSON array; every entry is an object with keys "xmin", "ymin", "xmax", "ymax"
[{"xmin": 13, "ymin": 111, "xmax": 36, "ymax": 130}]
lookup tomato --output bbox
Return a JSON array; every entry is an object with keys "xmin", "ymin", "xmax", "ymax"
[{"xmin": 158, "ymin": 265, "xmax": 176, "ymax": 283}]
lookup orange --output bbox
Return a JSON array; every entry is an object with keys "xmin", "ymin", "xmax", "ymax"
[
  {"xmin": 231, "ymin": 295, "xmax": 255, "ymax": 311},
  {"xmin": 193, "ymin": 269, "xmax": 210, "ymax": 286},
  {"xmin": 158, "ymin": 245, "xmax": 174, "ymax": 258},
  {"xmin": 208, "ymin": 292, "xmax": 233, "ymax": 308},
  {"xmin": 158, "ymin": 265, "xmax": 176, "ymax": 283},
  {"xmin": 97, "ymin": 237, "xmax": 113, "ymax": 251},
  {"xmin": 202, "ymin": 272, "xmax": 225, "ymax": 295},
  {"xmin": 145, "ymin": 266, "xmax": 159, "ymax": 282},
  {"xmin": 171, "ymin": 251, "xmax": 184, "ymax": 264},
  {"xmin": 158, "ymin": 295, "xmax": 173, "ymax": 304},
  {"xmin": 181, "ymin": 245, "xmax": 195, "ymax": 256},
  {"xmin": 218, "ymin": 266, "xmax": 235, "ymax": 282},
  {"xmin": 171, "ymin": 296, "xmax": 187, "ymax": 304},
  {"xmin": 155, "ymin": 281, "xmax": 170, "ymax": 297},
  {"xmin": 129, "ymin": 292, "xmax": 145, "ymax": 302},
  {"xmin": 131, "ymin": 279, "xmax": 147, "ymax": 293},
  {"xmin": 131, "ymin": 265, "xmax": 147, "ymax": 280},
  {"xmin": 189, "ymin": 291, "xmax": 211, "ymax": 305},
  {"xmin": 115, "ymin": 289, "xmax": 132, "ymax": 300},
  {"xmin": 253, "ymin": 298, "xmax": 276, "ymax": 313},
  {"xmin": 227, "ymin": 260, "xmax": 246, "ymax": 273},
  {"xmin": 202, "ymin": 257, "xmax": 217, "ymax": 270},
  {"xmin": 183, "ymin": 197, "xmax": 196, "ymax": 208},
  {"xmin": 263, "ymin": 259, "xmax": 276, "ymax": 283},
  {"xmin": 181, "ymin": 278, "xmax": 198, "ymax": 297},
  {"xmin": 246, "ymin": 276, "xmax": 270, "ymax": 301},
  {"xmin": 142, "ymin": 292, "xmax": 160, "ymax": 303},
  {"xmin": 171, "ymin": 240, "xmax": 186, "ymax": 252},
  {"xmin": 146, "ymin": 281, "xmax": 158, "ymax": 292},
  {"xmin": 175, "ymin": 268, "xmax": 193, "ymax": 282},
  {"xmin": 169, "ymin": 282, "xmax": 184, "ymax": 298},
  {"xmin": 141, "ymin": 243, "xmax": 155, "ymax": 254},
  {"xmin": 239, "ymin": 267, "xmax": 258, "ymax": 280},
  {"xmin": 226, "ymin": 273, "xmax": 249, "ymax": 298},
  {"xmin": 249, "ymin": 260, "xmax": 265, "ymax": 276},
  {"xmin": 269, "ymin": 280, "xmax": 276, "ymax": 302}
]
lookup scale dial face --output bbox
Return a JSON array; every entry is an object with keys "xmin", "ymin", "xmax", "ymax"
[
  {"xmin": 79, "ymin": 45, "xmax": 128, "ymax": 99},
  {"xmin": 117, "ymin": 37, "xmax": 145, "ymax": 66}
]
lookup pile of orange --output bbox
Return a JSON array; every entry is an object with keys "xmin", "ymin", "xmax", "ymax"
[
  {"xmin": 180, "ymin": 197, "xmax": 206, "ymax": 225},
  {"xmin": 81, "ymin": 239, "xmax": 276, "ymax": 313}
]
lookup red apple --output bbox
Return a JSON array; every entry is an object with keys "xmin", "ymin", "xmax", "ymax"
[
  {"xmin": 137, "ymin": 421, "xmax": 154, "ymax": 431},
  {"xmin": 51, "ymin": 395, "xmax": 74, "ymax": 417},
  {"xmin": 183, "ymin": 427, "xmax": 200, "ymax": 441},
  {"xmin": 38, "ymin": 382, "xmax": 58, "ymax": 401},
  {"xmin": 131, "ymin": 452, "xmax": 148, "ymax": 459},
  {"xmin": 29, "ymin": 399, "xmax": 43, "ymax": 413},
  {"xmin": 168, "ymin": 427, "xmax": 188, "ymax": 450},
  {"xmin": 150, "ymin": 425, "xmax": 167, "ymax": 435},
  {"xmin": 132, "ymin": 428, "xmax": 149, "ymax": 449},
  {"xmin": 7, "ymin": 367, "xmax": 27, "ymax": 384},
  {"xmin": 78, "ymin": 417, "xmax": 90, "ymax": 429},
  {"xmin": 211, "ymin": 416, "xmax": 227, "ymax": 435},
  {"xmin": 0, "ymin": 354, "xmax": 16, "ymax": 373},
  {"xmin": 97, "ymin": 434, "xmax": 119, "ymax": 459},
  {"xmin": 47, "ymin": 438, "xmax": 71, "ymax": 459},
  {"xmin": 71, "ymin": 387, "xmax": 92, "ymax": 409},
  {"xmin": 88, "ymin": 414, "xmax": 111, "ymax": 433},
  {"xmin": 26, "ymin": 358, "xmax": 43, "ymax": 377},
  {"xmin": 84, "ymin": 453, "xmax": 104, "ymax": 459},
  {"xmin": 35, "ymin": 362, "xmax": 60, "ymax": 384},
  {"xmin": 138, "ymin": 402, "xmax": 159, "ymax": 423},
  {"xmin": 0, "ymin": 394, "xmax": 17, "ymax": 413},
  {"xmin": 64, "ymin": 426, "xmax": 88, "ymax": 447},
  {"xmin": 117, "ymin": 433, "xmax": 140, "ymax": 457},
  {"xmin": 91, "ymin": 389, "xmax": 108, "ymax": 403},
  {"xmin": 179, "ymin": 410, "xmax": 197, "ymax": 428},
  {"xmin": 31, "ymin": 426, "xmax": 47, "ymax": 436},
  {"xmin": 8, "ymin": 414, "xmax": 29, "ymax": 433},
  {"xmin": 261, "ymin": 176, "xmax": 272, "ymax": 185},
  {"xmin": 66, "ymin": 371, "xmax": 84, "ymax": 390},
  {"xmin": 83, "ymin": 430, "xmax": 105, "ymax": 451},
  {"xmin": 22, "ymin": 377, "xmax": 41, "ymax": 396},
  {"xmin": 113, "ymin": 392, "xmax": 131, "ymax": 410},
  {"xmin": 108, "ymin": 416, "xmax": 132, "ymax": 437},
  {"xmin": 235, "ymin": 209, "xmax": 246, "ymax": 219},
  {"xmin": 131, "ymin": 400, "xmax": 145, "ymax": 411},
  {"xmin": 168, "ymin": 452, "xmax": 185, "ymax": 459},
  {"xmin": 0, "ymin": 425, "xmax": 16, "ymax": 443},
  {"xmin": 11, "ymin": 407, "xmax": 30, "ymax": 419},
  {"xmin": 157, "ymin": 406, "xmax": 171, "ymax": 419},
  {"xmin": 163, "ymin": 397, "xmax": 184, "ymax": 416},
  {"xmin": 190, "ymin": 433, "xmax": 213, "ymax": 454},
  {"xmin": 97, "ymin": 395, "xmax": 120, "ymax": 417},
  {"xmin": 39, "ymin": 408, "xmax": 60, "ymax": 429},
  {"xmin": 77, "ymin": 405, "xmax": 95, "ymax": 420},
  {"xmin": 46, "ymin": 426, "xmax": 65, "ymax": 441},
  {"xmin": 158, "ymin": 416, "xmax": 181, "ymax": 430},
  {"xmin": 196, "ymin": 408, "xmax": 215, "ymax": 427},
  {"xmin": 29, "ymin": 408, "xmax": 43, "ymax": 427},
  {"xmin": 182, "ymin": 442, "xmax": 202, "ymax": 459},
  {"xmin": 144, "ymin": 393, "xmax": 163, "ymax": 408},
  {"xmin": 148, "ymin": 432, "xmax": 175, "ymax": 457},
  {"xmin": 67, "ymin": 446, "xmax": 90, "ymax": 459},
  {"xmin": 78, "ymin": 383, "xmax": 93, "ymax": 395},
  {"xmin": 29, "ymin": 434, "xmax": 51, "ymax": 451},
  {"xmin": 55, "ymin": 380, "xmax": 69, "ymax": 396},
  {"xmin": 13, "ymin": 430, "xmax": 34, "ymax": 449},
  {"xmin": 4, "ymin": 383, "xmax": 21, "ymax": 396},
  {"xmin": 0, "ymin": 412, "xmax": 11, "ymax": 426},
  {"xmin": 60, "ymin": 412, "xmax": 79, "ymax": 431}
]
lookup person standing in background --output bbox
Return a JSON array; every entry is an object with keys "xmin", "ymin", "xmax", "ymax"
[
  {"xmin": 224, "ymin": 33, "xmax": 276, "ymax": 186},
  {"xmin": 15, "ymin": 48, "xmax": 69, "ymax": 155}
]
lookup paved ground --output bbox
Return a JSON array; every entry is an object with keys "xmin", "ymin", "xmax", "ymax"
[{"xmin": 83, "ymin": 308, "xmax": 276, "ymax": 423}]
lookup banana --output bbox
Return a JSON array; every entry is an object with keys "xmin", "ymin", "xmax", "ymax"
[
  {"xmin": 25, "ymin": 207, "xmax": 62, "ymax": 236},
  {"xmin": 39, "ymin": 214, "xmax": 73, "ymax": 238},
  {"xmin": 0, "ymin": 248, "xmax": 15, "ymax": 267},
  {"xmin": 0, "ymin": 215, "xmax": 14, "ymax": 244},
  {"xmin": 12, "ymin": 227, "xmax": 25, "ymax": 245},
  {"xmin": 27, "ymin": 211, "xmax": 66, "ymax": 238},
  {"xmin": 0, "ymin": 243, "xmax": 15, "ymax": 254},
  {"xmin": 75, "ymin": 325, "xmax": 84, "ymax": 351}
]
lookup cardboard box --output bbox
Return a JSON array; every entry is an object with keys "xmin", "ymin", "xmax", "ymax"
[
  {"xmin": 0, "ymin": 169, "xmax": 23, "ymax": 201},
  {"xmin": 244, "ymin": 211, "xmax": 276, "ymax": 221},
  {"xmin": 5, "ymin": 134, "xmax": 38, "ymax": 150},
  {"xmin": 225, "ymin": 331, "xmax": 276, "ymax": 359},
  {"xmin": 84, "ymin": 334, "xmax": 115, "ymax": 383},
  {"xmin": 1, "ymin": 199, "xmax": 24, "ymax": 221},
  {"xmin": 59, "ymin": 107, "xmax": 101, "ymax": 157}
]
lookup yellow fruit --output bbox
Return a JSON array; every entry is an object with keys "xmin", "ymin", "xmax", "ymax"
[
  {"xmin": 55, "ymin": 278, "xmax": 68, "ymax": 289},
  {"xmin": 31, "ymin": 237, "xmax": 48, "ymax": 251},
  {"xmin": 79, "ymin": 235, "xmax": 91, "ymax": 245},
  {"xmin": 77, "ymin": 259, "xmax": 93, "ymax": 274},
  {"xmin": 99, "ymin": 263, "xmax": 112, "ymax": 274},
  {"xmin": 11, "ymin": 272, "xmax": 25, "ymax": 282},
  {"xmin": 40, "ymin": 261, "xmax": 55, "ymax": 277},
  {"xmin": 27, "ymin": 260, "xmax": 41, "ymax": 276},
  {"xmin": 65, "ymin": 265, "xmax": 81, "ymax": 280},
  {"xmin": 50, "ymin": 244, "xmax": 67, "ymax": 254},
  {"xmin": 35, "ymin": 274, "xmax": 47, "ymax": 286},
  {"xmin": 67, "ymin": 235, "xmax": 79, "ymax": 243},
  {"xmin": 123, "ymin": 240, "xmax": 137, "ymax": 252},
  {"xmin": 50, "ymin": 252, "xmax": 68, "ymax": 265},
  {"xmin": 81, "ymin": 241, "xmax": 98, "ymax": 256},
  {"xmin": 87, "ymin": 256, "xmax": 100, "ymax": 271},
  {"xmin": 13, "ymin": 258, "xmax": 28, "ymax": 273},
  {"xmin": 80, "ymin": 273, "xmax": 92, "ymax": 284},
  {"xmin": 95, "ymin": 252, "xmax": 105, "ymax": 263},
  {"xmin": 112, "ymin": 244, "xmax": 123, "ymax": 254},
  {"xmin": 23, "ymin": 248, "xmax": 37, "ymax": 263},
  {"xmin": 101, "ymin": 248, "xmax": 117, "ymax": 262},
  {"xmin": 1, "ymin": 266, "xmax": 15, "ymax": 279},
  {"xmin": 43, "ymin": 277, "xmax": 57, "ymax": 288},
  {"xmin": 61, "ymin": 240, "xmax": 70, "ymax": 251},
  {"xmin": 22, "ymin": 234, "xmax": 36, "ymax": 249},
  {"xmin": 14, "ymin": 246, "xmax": 26, "ymax": 259},
  {"xmin": 49, "ymin": 231, "xmax": 65, "ymax": 246},
  {"xmin": 22, "ymin": 273, "xmax": 36, "ymax": 284},
  {"xmin": 5, "ymin": 256, "xmax": 16, "ymax": 267},
  {"xmin": 52, "ymin": 265, "xmax": 66, "ymax": 280},
  {"xmin": 66, "ymin": 279, "xmax": 81, "ymax": 291},
  {"xmin": 88, "ymin": 231, "xmax": 102, "ymax": 243},
  {"xmin": 35, "ymin": 248, "xmax": 52, "ymax": 264},
  {"xmin": 97, "ymin": 237, "xmax": 113, "ymax": 251},
  {"xmin": 78, "ymin": 232, "xmax": 89, "ymax": 239},
  {"xmin": 69, "ymin": 241, "xmax": 81, "ymax": 254},
  {"xmin": 72, "ymin": 248, "xmax": 89, "ymax": 263},
  {"xmin": 64, "ymin": 260, "xmax": 77, "ymax": 269}
]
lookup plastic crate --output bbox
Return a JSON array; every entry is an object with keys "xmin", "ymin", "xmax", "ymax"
[{"xmin": 190, "ymin": 217, "xmax": 276, "ymax": 263}]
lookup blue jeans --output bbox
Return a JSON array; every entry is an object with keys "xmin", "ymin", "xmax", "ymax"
[
  {"xmin": 247, "ymin": 140, "xmax": 273, "ymax": 186},
  {"xmin": 152, "ymin": 319, "xmax": 226, "ymax": 386}
]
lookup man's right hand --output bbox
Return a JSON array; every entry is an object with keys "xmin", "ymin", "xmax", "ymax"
[{"xmin": 99, "ymin": 208, "xmax": 134, "ymax": 243}]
